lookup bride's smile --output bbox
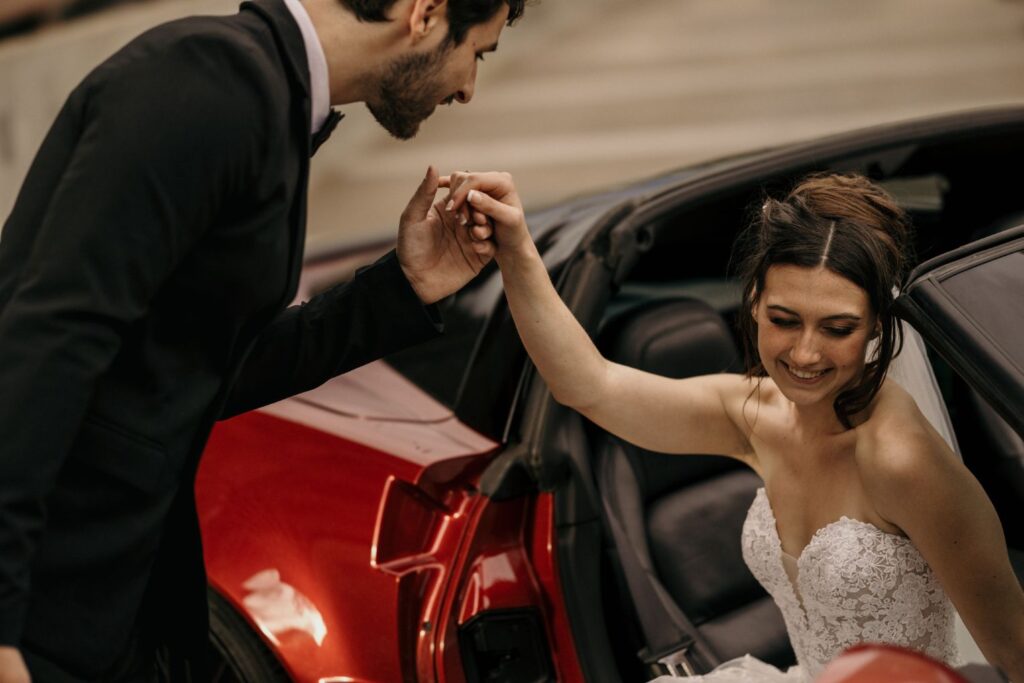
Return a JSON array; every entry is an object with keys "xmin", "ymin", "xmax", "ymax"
[{"xmin": 755, "ymin": 264, "xmax": 876, "ymax": 415}]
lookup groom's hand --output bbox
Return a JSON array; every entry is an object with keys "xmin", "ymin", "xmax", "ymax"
[{"xmin": 397, "ymin": 166, "xmax": 496, "ymax": 305}]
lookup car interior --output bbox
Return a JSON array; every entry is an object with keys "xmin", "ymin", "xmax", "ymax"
[{"xmin": 550, "ymin": 126, "xmax": 1024, "ymax": 681}]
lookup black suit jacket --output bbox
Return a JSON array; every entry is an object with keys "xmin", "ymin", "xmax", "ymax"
[{"xmin": 0, "ymin": 1, "xmax": 441, "ymax": 677}]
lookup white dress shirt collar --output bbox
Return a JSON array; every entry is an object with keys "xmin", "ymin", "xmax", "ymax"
[{"xmin": 281, "ymin": 0, "xmax": 331, "ymax": 135}]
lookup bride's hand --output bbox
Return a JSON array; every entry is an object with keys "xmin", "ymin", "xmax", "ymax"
[{"xmin": 439, "ymin": 171, "xmax": 535, "ymax": 261}]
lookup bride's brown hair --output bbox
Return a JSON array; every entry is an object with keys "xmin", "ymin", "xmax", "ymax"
[{"xmin": 732, "ymin": 173, "xmax": 914, "ymax": 428}]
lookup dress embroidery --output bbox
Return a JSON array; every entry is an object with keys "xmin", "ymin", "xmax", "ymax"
[
  {"xmin": 741, "ymin": 488, "xmax": 960, "ymax": 679},
  {"xmin": 650, "ymin": 488, "xmax": 965, "ymax": 683}
]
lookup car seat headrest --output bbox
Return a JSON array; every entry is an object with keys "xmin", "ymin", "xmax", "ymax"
[
  {"xmin": 596, "ymin": 297, "xmax": 746, "ymax": 500},
  {"xmin": 598, "ymin": 297, "xmax": 743, "ymax": 377}
]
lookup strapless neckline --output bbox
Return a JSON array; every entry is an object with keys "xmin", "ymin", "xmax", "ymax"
[
  {"xmin": 742, "ymin": 486, "xmax": 960, "ymax": 676},
  {"xmin": 754, "ymin": 487, "xmax": 909, "ymax": 563}
]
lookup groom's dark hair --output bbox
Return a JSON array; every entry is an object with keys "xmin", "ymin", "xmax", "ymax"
[
  {"xmin": 339, "ymin": 0, "xmax": 528, "ymax": 46},
  {"xmin": 733, "ymin": 173, "xmax": 914, "ymax": 429}
]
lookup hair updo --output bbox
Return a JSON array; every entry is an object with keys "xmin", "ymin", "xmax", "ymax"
[{"xmin": 733, "ymin": 173, "xmax": 914, "ymax": 428}]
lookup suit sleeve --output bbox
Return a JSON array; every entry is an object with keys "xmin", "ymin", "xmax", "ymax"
[
  {"xmin": 0, "ymin": 37, "xmax": 268, "ymax": 645},
  {"xmin": 219, "ymin": 250, "xmax": 443, "ymax": 418}
]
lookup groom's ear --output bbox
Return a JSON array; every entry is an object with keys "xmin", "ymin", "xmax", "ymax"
[{"xmin": 407, "ymin": 0, "xmax": 448, "ymax": 44}]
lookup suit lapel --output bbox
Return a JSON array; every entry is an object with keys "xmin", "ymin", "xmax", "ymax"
[{"xmin": 240, "ymin": 0, "xmax": 317, "ymax": 309}]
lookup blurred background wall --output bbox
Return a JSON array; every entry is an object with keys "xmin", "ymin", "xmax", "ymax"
[{"xmin": 2, "ymin": 0, "xmax": 1023, "ymax": 254}]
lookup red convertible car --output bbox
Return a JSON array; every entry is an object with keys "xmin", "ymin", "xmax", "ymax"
[{"xmin": 195, "ymin": 107, "xmax": 1024, "ymax": 682}]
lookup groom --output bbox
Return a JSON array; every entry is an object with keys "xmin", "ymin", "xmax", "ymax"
[{"xmin": 0, "ymin": 0, "xmax": 523, "ymax": 680}]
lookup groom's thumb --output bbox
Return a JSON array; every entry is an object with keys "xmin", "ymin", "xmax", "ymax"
[{"xmin": 402, "ymin": 166, "xmax": 438, "ymax": 223}]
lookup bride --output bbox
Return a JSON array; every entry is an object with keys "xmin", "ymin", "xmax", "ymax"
[{"xmin": 439, "ymin": 171, "xmax": 1024, "ymax": 681}]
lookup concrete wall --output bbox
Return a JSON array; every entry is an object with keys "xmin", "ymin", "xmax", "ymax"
[{"xmin": 6, "ymin": 0, "xmax": 1024, "ymax": 252}]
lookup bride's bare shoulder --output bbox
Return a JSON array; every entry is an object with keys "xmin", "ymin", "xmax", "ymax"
[
  {"xmin": 855, "ymin": 380, "xmax": 955, "ymax": 481},
  {"xmin": 864, "ymin": 379, "xmax": 920, "ymax": 424}
]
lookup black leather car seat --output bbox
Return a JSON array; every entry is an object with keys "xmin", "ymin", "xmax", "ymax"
[{"xmin": 592, "ymin": 297, "xmax": 794, "ymax": 672}]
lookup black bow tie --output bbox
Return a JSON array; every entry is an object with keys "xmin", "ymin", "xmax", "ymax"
[{"xmin": 311, "ymin": 109, "xmax": 344, "ymax": 155}]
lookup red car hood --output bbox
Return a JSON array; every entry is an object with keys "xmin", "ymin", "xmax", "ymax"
[{"xmin": 258, "ymin": 360, "xmax": 496, "ymax": 467}]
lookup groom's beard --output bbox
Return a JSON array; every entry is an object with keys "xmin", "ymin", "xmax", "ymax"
[{"xmin": 367, "ymin": 42, "xmax": 452, "ymax": 140}]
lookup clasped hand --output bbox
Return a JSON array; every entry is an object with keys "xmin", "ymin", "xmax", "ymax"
[
  {"xmin": 440, "ymin": 170, "xmax": 532, "ymax": 258},
  {"xmin": 396, "ymin": 168, "xmax": 531, "ymax": 305}
]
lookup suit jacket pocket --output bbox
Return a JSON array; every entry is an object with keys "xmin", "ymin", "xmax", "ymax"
[{"xmin": 72, "ymin": 416, "xmax": 169, "ymax": 495}]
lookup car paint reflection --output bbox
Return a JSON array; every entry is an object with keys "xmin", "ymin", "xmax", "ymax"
[{"xmin": 241, "ymin": 568, "xmax": 328, "ymax": 647}]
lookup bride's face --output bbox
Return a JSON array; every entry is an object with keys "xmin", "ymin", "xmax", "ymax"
[{"xmin": 754, "ymin": 264, "xmax": 877, "ymax": 409}]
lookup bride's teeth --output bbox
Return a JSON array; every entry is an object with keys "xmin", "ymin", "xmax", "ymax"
[{"xmin": 789, "ymin": 366, "xmax": 825, "ymax": 379}]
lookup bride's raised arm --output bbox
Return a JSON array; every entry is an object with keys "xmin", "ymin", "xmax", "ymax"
[{"xmin": 441, "ymin": 171, "xmax": 753, "ymax": 462}]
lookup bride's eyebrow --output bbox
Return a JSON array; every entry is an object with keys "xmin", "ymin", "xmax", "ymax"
[{"xmin": 767, "ymin": 304, "xmax": 862, "ymax": 322}]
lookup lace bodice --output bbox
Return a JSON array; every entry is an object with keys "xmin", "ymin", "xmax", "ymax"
[{"xmin": 742, "ymin": 488, "xmax": 960, "ymax": 678}]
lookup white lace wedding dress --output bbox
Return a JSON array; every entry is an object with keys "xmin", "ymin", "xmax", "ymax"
[{"xmin": 653, "ymin": 486, "xmax": 961, "ymax": 682}]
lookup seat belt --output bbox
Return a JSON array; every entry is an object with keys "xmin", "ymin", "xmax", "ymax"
[{"xmin": 601, "ymin": 494, "xmax": 720, "ymax": 677}]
